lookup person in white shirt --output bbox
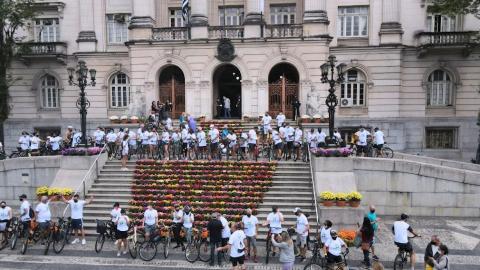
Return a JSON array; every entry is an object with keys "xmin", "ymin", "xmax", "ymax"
[
  {"xmin": 317, "ymin": 128, "xmax": 327, "ymax": 148},
  {"xmin": 276, "ymin": 112, "xmax": 286, "ymax": 128},
  {"xmin": 285, "ymin": 124, "xmax": 295, "ymax": 159},
  {"xmin": 93, "ymin": 127, "xmax": 106, "ymax": 147},
  {"xmin": 165, "ymin": 117, "xmax": 173, "ymax": 131},
  {"xmin": 333, "ymin": 129, "xmax": 343, "ymax": 145},
  {"xmin": 115, "ymin": 209, "xmax": 130, "ymax": 257},
  {"xmin": 110, "ymin": 202, "xmax": 122, "ymax": 223},
  {"xmin": 196, "ymin": 127, "xmax": 207, "ymax": 159},
  {"xmin": 209, "ymin": 125, "xmax": 220, "ymax": 160},
  {"xmin": 30, "ymin": 133, "xmax": 41, "ymax": 152},
  {"xmin": 51, "ymin": 133, "xmax": 62, "ymax": 153},
  {"xmin": 217, "ymin": 222, "xmax": 247, "ymax": 270},
  {"xmin": 264, "ymin": 206, "xmax": 284, "ymax": 255},
  {"xmin": 272, "ymin": 128, "xmax": 283, "ymax": 160},
  {"xmin": 143, "ymin": 204, "xmax": 158, "ymax": 241},
  {"xmin": 373, "ymin": 127, "xmax": 385, "ymax": 157},
  {"xmin": 128, "ymin": 129, "xmax": 137, "ymax": 153},
  {"xmin": 220, "ymin": 214, "xmax": 231, "ymax": 250},
  {"xmin": 262, "ymin": 112, "xmax": 273, "ymax": 137},
  {"xmin": 62, "ymin": 194, "xmax": 93, "ymax": 245},
  {"xmin": 182, "ymin": 206, "xmax": 194, "ymax": 244},
  {"xmin": 307, "ymin": 129, "xmax": 317, "ymax": 149},
  {"xmin": 226, "ymin": 130, "xmax": 237, "ymax": 156},
  {"xmin": 392, "ymin": 214, "xmax": 420, "ymax": 270},
  {"xmin": 35, "ymin": 196, "xmax": 51, "ymax": 234},
  {"xmin": 247, "ymin": 127, "xmax": 258, "ymax": 160},
  {"xmin": 121, "ymin": 134, "xmax": 129, "ymax": 170},
  {"xmin": 238, "ymin": 129, "xmax": 248, "ymax": 160},
  {"xmin": 355, "ymin": 126, "xmax": 371, "ymax": 157},
  {"xmin": 72, "ymin": 130, "xmax": 82, "ymax": 148},
  {"xmin": 148, "ymin": 129, "xmax": 158, "ymax": 159},
  {"xmin": 325, "ymin": 230, "xmax": 348, "ymax": 265},
  {"xmin": 320, "ymin": 220, "xmax": 333, "ymax": 246},
  {"xmin": 137, "ymin": 124, "xmax": 144, "ymax": 139},
  {"xmin": 172, "ymin": 204, "xmax": 184, "ymax": 249},
  {"xmin": 18, "ymin": 194, "xmax": 31, "ymax": 237},
  {"xmin": 241, "ymin": 209, "xmax": 258, "ymax": 262},
  {"xmin": 223, "ymin": 96, "xmax": 231, "ymax": 118},
  {"xmin": 161, "ymin": 129, "xmax": 170, "ymax": 160},
  {"xmin": 294, "ymin": 127, "xmax": 303, "ymax": 161},
  {"xmin": 19, "ymin": 132, "xmax": 31, "ymax": 151},
  {"xmin": 0, "ymin": 201, "xmax": 13, "ymax": 235},
  {"xmin": 187, "ymin": 129, "xmax": 197, "ymax": 160},
  {"xmin": 294, "ymin": 207, "xmax": 309, "ymax": 261},
  {"xmin": 116, "ymin": 128, "xmax": 125, "ymax": 144},
  {"xmin": 106, "ymin": 129, "xmax": 118, "ymax": 160}
]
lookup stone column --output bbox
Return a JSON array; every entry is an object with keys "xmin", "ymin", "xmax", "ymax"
[
  {"xmin": 303, "ymin": 0, "xmax": 328, "ymax": 37},
  {"xmin": 129, "ymin": 0, "xmax": 156, "ymax": 40},
  {"xmin": 244, "ymin": 0, "xmax": 264, "ymax": 38},
  {"xmin": 190, "ymin": 0, "xmax": 209, "ymax": 39},
  {"xmin": 379, "ymin": 0, "xmax": 403, "ymax": 45},
  {"xmin": 76, "ymin": 0, "xmax": 97, "ymax": 51}
]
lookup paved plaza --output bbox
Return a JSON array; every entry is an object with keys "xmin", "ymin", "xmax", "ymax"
[{"xmin": 0, "ymin": 216, "xmax": 479, "ymax": 270}]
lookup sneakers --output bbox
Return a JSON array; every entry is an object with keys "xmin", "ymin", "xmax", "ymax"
[
  {"xmin": 117, "ymin": 252, "xmax": 121, "ymax": 257},
  {"xmin": 253, "ymin": 256, "xmax": 258, "ymax": 263},
  {"xmin": 122, "ymin": 251, "xmax": 127, "ymax": 255},
  {"xmin": 81, "ymin": 239, "xmax": 86, "ymax": 245},
  {"xmin": 114, "ymin": 240, "xmax": 119, "ymax": 245},
  {"xmin": 121, "ymin": 167, "xmax": 129, "ymax": 171},
  {"xmin": 71, "ymin": 238, "xmax": 80, "ymax": 244}
]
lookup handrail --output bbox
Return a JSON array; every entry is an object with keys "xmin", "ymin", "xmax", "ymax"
[
  {"xmin": 307, "ymin": 144, "xmax": 320, "ymax": 234},
  {"xmin": 62, "ymin": 144, "xmax": 107, "ymax": 217}
]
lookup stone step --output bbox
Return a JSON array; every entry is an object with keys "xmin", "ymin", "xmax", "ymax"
[
  {"xmin": 87, "ymin": 188, "xmax": 313, "ymax": 195},
  {"xmin": 262, "ymin": 196, "xmax": 312, "ymax": 202}
]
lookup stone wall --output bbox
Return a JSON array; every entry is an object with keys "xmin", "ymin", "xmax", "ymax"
[{"xmin": 313, "ymin": 156, "xmax": 480, "ymax": 217}]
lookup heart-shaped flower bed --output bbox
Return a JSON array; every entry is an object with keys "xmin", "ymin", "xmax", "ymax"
[{"xmin": 129, "ymin": 160, "xmax": 276, "ymax": 226}]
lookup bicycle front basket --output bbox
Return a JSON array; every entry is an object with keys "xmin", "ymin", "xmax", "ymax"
[{"xmin": 96, "ymin": 220, "xmax": 107, "ymax": 234}]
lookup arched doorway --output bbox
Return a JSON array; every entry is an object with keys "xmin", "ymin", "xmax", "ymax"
[
  {"xmin": 159, "ymin": 66, "xmax": 185, "ymax": 118},
  {"xmin": 268, "ymin": 63, "xmax": 299, "ymax": 119},
  {"xmin": 213, "ymin": 64, "xmax": 242, "ymax": 119}
]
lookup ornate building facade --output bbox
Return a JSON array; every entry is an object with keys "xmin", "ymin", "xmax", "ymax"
[{"xmin": 4, "ymin": 0, "xmax": 480, "ymax": 160}]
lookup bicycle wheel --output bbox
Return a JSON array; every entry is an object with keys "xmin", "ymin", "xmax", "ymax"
[
  {"xmin": 64, "ymin": 224, "xmax": 72, "ymax": 244},
  {"xmin": 0, "ymin": 233, "xmax": 7, "ymax": 251},
  {"xmin": 303, "ymin": 262, "xmax": 323, "ymax": 270},
  {"xmin": 163, "ymin": 235, "xmax": 171, "ymax": 259},
  {"xmin": 384, "ymin": 147, "xmax": 394, "ymax": 158},
  {"xmin": 393, "ymin": 254, "xmax": 404, "ymax": 270},
  {"xmin": 139, "ymin": 241, "xmax": 157, "ymax": 262},
  {"xmin": 95, "ymin": 234, "xmax": 105, "ymax": 253},
  {"xmin": 128, "ymin": 237, "xmax": 139, "ymax": 259},
  {"xmin": 198, "ymin": 240, "xmax": 210, "ymax": 262},
  {"xmin": 44, "ymin": 232, "xmax": 52, "ymax": 255},
  {"xmin": 52, "ymin": 230, "xmax": 66, "ymax": 254},
  {"xmin": 10, "ymin": 230, "xmax": 18, "ymax": 250},
  {"xmin": 265, "ymin": 238, "xmax": 271, "ymax": 264},
  {"xmin": 21, "ymin": 237, "xmax": 28, "ymax": 254},
  {"xmin": 185, "ymin": 242, "xmax": 199, "ymax": 263}
]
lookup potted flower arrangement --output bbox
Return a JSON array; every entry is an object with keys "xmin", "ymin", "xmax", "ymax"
[
  {"xmin": 120, "ymin": 115, "xmax": 129, "ymax": 124},
  {"xmin": 312, "ymin": 114, "xmax": 322, "ymax": 123},
  {"xmin": 243, "ymin": 114, "xmax": 249, "ymax": 121},
  {"xmin": 300, "ymin": 115, "xmax": 311, "ymax": 124},
  {"xmin": 347, "ymin": 191, "xmax": 362, "ymax": 207},
  {"xmin": 338, "ymin": 229, "xmax": 356, "ymax": 247},
  {"xmin": 109, "ymin": 115, "xmax": 120, "ymax": 124},
  {"xmin": 335, "ymin": 192, "xmax": 348, "ymax": 207},
  {"xmin": 198, "ymin": 115, "xmax": 206, "ymax": 122},
  {"xmin": 130, "ymin": 116, "xmax": 139, "ymax": 124},
  {"xmin": 322, "ymin": 112, "xmax": 329, "ymax": 123},
  {"xmin": 320, "ymin": 191, "xmax": 336, "ymax": 207},
  {"xmin": 36, "ymin": 186, "xmax": 49, "ymax": 200}
]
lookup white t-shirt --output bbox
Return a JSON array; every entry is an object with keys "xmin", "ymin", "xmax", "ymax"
[
  {"xmin": 209, "ymin": 129, "xmax": 219, "ymax": 143},
  {"xmin": 224, "ymin": 98, "xmax": 231, "ymax": 109},
  {"xmin": 272, "ymin": 130, "xmax": 282, "ymax": 145},
  {"xmin": 144, "ymin": 208, "xmax": 158, "ymax": 226},
  {"xmin": 317, "ymin": 132, "xmax": 327, "ymax": 143},
  {"xmin": 35, "ymin": 202, "xmax": 51, "ymax": 222},
  {"xmin": 72, "ymin": 133, "xmax": 82, "ymax": 147},
  {"xmin": 183, "ymin": 212, "xmax": 194, "ymax": 229},
  {"xmin": 106, "ymin": 133, "xmax": 117, "ymax": 143},
  {"xmin": 267, "ymin": 212, "xmax": 283, "ymax": 234},
  {"xmin": 326, "ymin": 238, "xmax": 346, "ymax": 256},
  {"xmin": 149, "ymin": 132, "xmax": 158, "ymax": 145},
  {"xmin": 0, "ymin": 206, "xmax": 12, "ymax": 220},
  {"xmin": 356, "ymin": 130, "xmax": 371, "ymax": 146},
  {"xmin": 30, "ymin": 136, "xmax": 40, "ymax": 150},
  {"xmin": 94, "ymin": 130, "xmax": 105, "ymax": 143},
  {"xmin": 171, "ymin": 132, "xmax": 180, "ymax": 142},
  {"xmin": 333, "ymin": 132, "xmax": 342, "ymax": 141},
  {"xmin": 111, "ymin": 208, "xmax": 122, "ymax": 222},
  {"xmin": 240, "ymin": 132, "xmax": 248, "ymax": 147},
  {"xmin": 173, "ymin": 210, "xmax": 183, "ymax": 223},
  {"xmin": 320, "ymin": 227, "xmax": 332, "ymax": 244},
  {"xmin": 227, "ymin": 133, "xmax": 237, "ymax": 147},
  {"xmin": 296, "ymin": 214, "xmax": 309, "ymax": 237},
  {"xmin": 220, "ymin": 216, "xmax": 231, "ymax": 238},
  {"xmin": 374, "ymin": 130, "xmax": 385, "ymax": 145},
  {"xmin": 276, "ymin": 114, "xmax": 286, "ymax": 126},
  {"xmin": 228, "ymin": 230, "xmax": 246, "ymax": 258},
  {"xmin": 166, "ymin": 118, "xmax": 173, "ymax": 130},
  {"xmin": 248, "ymin": 130, "xmax": 257, "ymax": 144},
  {"xmin": 128, "ymin": 131, "xmax": 137, "ymax": 145},
  {"xmin": 20, "ymin": 200, "xmax": 31, "ymax": 221},
  {"xmin": 294, "ymin": 129, "xmax": 303, "ymax": 143},
  {"xmin": 117, "ymin": 215, "xmax": 129, "ymax": 232},
  {"xmin": 141, "ymin": 131, "xmax": 150, "ymax": 145},
  {"xmin": 241, "ymin": 215, "xmax": 258, "ymax": 237},
  {"xmin": 307, "ymin": 132, "xmax": 317, "ymax": 148},
  {"xmin": 68, "ymin": 200, "xmax": 86, "ymax": 219},
  {"xmin": 393, "ymin": 220, "xmax": 411, "ymax": 244},
  {"xmin": 197, "ymin": 131, "xmax": 207, "ymax": 147},
  {"xmin": 161, "ymin": 132, "xmax": 170, "ymax": 143},
  {"xmin": 50, "ymin": 136, "xmax": 61, "ymax": 151},
  {"xmin": 263, "ymin": 115, "xmax": 272, "ymax": 126},
  {"xmin": 19, "ymin": 136, "xmax": 30, "ymax": 150}
]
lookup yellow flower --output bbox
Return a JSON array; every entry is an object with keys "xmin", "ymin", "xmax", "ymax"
[
  {"xmin": 336, "ymin": 192, "xmax": 348, "ymax": 201},
  {"xmin": 36, "ymin": 186, "xmax": 49, "ymax": 196},
  {"xmin": 347, "ymin": 191, "xmax": 362, "ymax": 201},
  {"xmin": 320, "ymin": 191, "xmax": 336, "ymax": 201}
]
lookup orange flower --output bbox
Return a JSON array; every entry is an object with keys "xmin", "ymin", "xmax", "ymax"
[{"xmin": 338, "ymin": 229, "xmax": 356, "ymax": 241}]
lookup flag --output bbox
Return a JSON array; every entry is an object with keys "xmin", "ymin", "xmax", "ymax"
[{"xmin": 182, "ymin": 0, "xmax": 189, "ymax": 22}]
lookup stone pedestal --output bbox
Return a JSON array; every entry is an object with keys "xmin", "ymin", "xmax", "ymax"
[{"xmin": 318, "ymin": 205, "xmax": 365, "ymax": 230}]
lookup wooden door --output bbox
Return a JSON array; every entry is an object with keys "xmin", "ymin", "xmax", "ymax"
[
  {"xmin": 268, "ymin": 76, "xmax": 298, "ymax": 119},
  {"xmin": 159, "ymin": 77, "xmax": 185, "ymax": 118}
]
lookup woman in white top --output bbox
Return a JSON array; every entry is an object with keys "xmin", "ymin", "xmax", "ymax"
[
  {"xmin": 196, "ymin": 127, "xmax": 207, "ymax": 159},
  {"xmin": 148, "ymin": 129, "xmax": 158, "ymax": 159},
  {"xmin": 115, "ymin": 209, "xmax": 130, "ymax": 256},
  {"xmin": 121, "ymin": 134, "xmax": 129, "ymax": 171},
  {"xmin": 182, "ymin": 206, "xmax": 194, "ymax": 244},
  {"xmin": 161, "ymin": 129, "xmax": 170, "ymax": 160},
  {"xmin": 264, "ymin": 206, "xmax": 284, "ymax": 256}
]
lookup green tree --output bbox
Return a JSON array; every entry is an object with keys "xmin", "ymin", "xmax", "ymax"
[
  {"xmin": 430, "ymin": 0, "xmax": 480, "ymax": 16},
  {"xmin": 0, "ymin": 0, "xmax": 36, "ymax": 140}
]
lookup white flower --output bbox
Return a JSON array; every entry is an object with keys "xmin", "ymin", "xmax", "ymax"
[
  {"xmin": 109, "ymin": 115, "xmax": 119, "ymax": 120},
  {"xmin": 130, "ymin": 116, "xmax": 139, "ymax": 120},
  {"xmin": 120, "ymin": 115, "xmax": 128, "ymax": 120},
  {"xmin": 313, "ymin": 114, "xmax": 322, "ymax": 118},
  {"xmin": 301, "ymin": 115, "xmax": 311, "ymax": 119}
]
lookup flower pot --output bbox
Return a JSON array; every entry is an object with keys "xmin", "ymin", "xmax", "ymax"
[
  {"xmin": 313, "ymin": 118, "xmax": 322, "ymax": 123},
  {"xmin": 322, "ymin": 200, "xmax": 335, "ymax": 207},
  {"xmin": 336, "ymin": 200, "xmax": 347, "ymax": 207},
  {"xmin": 198, "ymin": 116, "xmax": 206, "ymax": 122},
  {"xmin": 301, "ymin": 118, "xmax": 310, "ymax": 124},
  {"xmin": 112, "ymin": 120, "xmax": 121, "ymax": 124},
  {"xmin": 121, "ymin": 119, "xmax": 128, "ymax": 124},
  {"xmin": 349, "ymin": 200, "xmax": 361, "ymax": 207},
  {"xmin": 130, "ymin": 119, "xmax": 138, "ymax": 124}
]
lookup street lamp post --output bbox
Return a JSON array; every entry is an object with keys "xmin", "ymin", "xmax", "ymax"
[
  {"xmin": 67, "ymin": 61, "xmax": 96, "ymax": 148},
  {"xmin": 320, "ymin": 55, "xmax": 346, "ymax": 143}
]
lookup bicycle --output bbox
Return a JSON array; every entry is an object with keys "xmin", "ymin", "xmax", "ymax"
[
  {"xmin": 138, "ymin": 225, "xmax": 172, "ymax": 261},
  {"xmin": 94, "ymin": 219, "xmax": 117, "ymax": 253},
  {"xmin": 265, "ymin": 226, "xmax": 273, "ymax": 264},
  {"xmin": 21, "ymin": 220, "xmax": 65, "ymax": 255},
  {"xmin": 303, "ymin": 240, "xmax": 326, "ymax": 269},
  {"xmin": 393, "ymin": 236, "xmax": 419, "ymax": 270},
  {"xmin": 127, "ymin": 226, "xmax": 145, "ymax": 259},
  {"xmin": 9, "ymin": 146, "xmax": 29, "ymax": 158},
  {"xmin": 304, "ymin": 248, "xmax": 349, "ymax": 270},
  {"xmin": 185, "ymin": 227, "xmax": 210, "ymax": 263},
  {"xmin": 0, "ymin": 219, "xmax": 14, "ymax": 251},
  {"xmin": 8, "ymin": 217, "xmax": 21, "ymax": 250}
]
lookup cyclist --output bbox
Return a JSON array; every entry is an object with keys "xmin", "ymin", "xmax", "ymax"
[
  {"xmin": 276, "ymin": 112, "xmax": 285, "ymax": 128},
  {"xmin": 197, "ymin": 127, "xmax": 207, "ymax": 159},
  {"xmin": 208, "ymin": 125, "xmax": 220, "ymax": 160},
  {"xmin": 127, "ymin": 128, "xmax": 137, "ymax": 157},
  {"xmin": 320, "ymin": 220, "xmax": 333, "ymax": 247},
  {"xmin": 284, "ymin": 123, "xmax": 295, "ymax": 159},
  {"xmin": 219, "ymin": 213, "xmax": 231, "ymax": 255},
  {"xmin": 226, "ymin": 129, "xmax": 237, "ymax": 158},
  {"xmin": 115, "ymin": 209, "xmax": 130, "ymax": 257},
  {"xmin": 307, "ymin": 128, "xmax": 317, "ymax": 150},
  {"xmin": 242, "ymin": 208, "xmax": 259, "ymax": 262},
  {"xmin": 111, "ymin": 202, "xmax": 122, "ymax": 223},
  {"xmin": 19, "ymin": 131, "xmax": 31, "ymax": 152},
  {"xmin": 172, "ymin": 204, "xmax": 184, "ymax": 250},
  {"xmin": 294, "ymin": 207, "xmax": 309, "ymax": 261},
  {"xmin": 355, "ymin": 126, "xmax": 370, "ymax": 157},
  {"xmin": 261, "ymin": 112, "xmax": 273, "ymax": 145},
  {"xmin": 264, "ymin": 206, "xmax": 284, "ymax": 256},
  {"xmin": 121, "ymin": 134, "xmax": 129, "ymax": 170},
  {"xmin": 171, "ymin": 128, "xmax": 181, "ymax": 160},
  {"xmin": 35, "ymin": 196, "xmax": 51, "ymax": 242},
  {"xmin": 293, "ymin": 127, "xmax": 303, "ymax": 161},
  {"xmin": 238, "ymin": 129, "xmax": 248, "ymax": 160},
  {"xmin": 161, "ymin": 128, "xmax": 170, "ymax": 160},
  {"xmin": 182, "ymin": 206, "xmax": 194, "ymax": 244},
  {"xmin": 247, "ymin": 127, "xmax": 258, "ymax": 160},
  {"xmin": 106, "ymin": 129, "xmax": 118, "ymax": 160},
  {"xmin": 188, "ymin": 129, "xmax": 197, "ymax": 160},
  {"xmin": 140, "ymin": 128, "xmax": 150, "ymax": 157},
  {"xmin": 149, "ymin": 129, "xmax": 159, "ymax": 159},
  {"xmin": 392, "ymin": 213, "xmax": 420, "ymax": 270},
  {"xmin": 49, "ymin": 132, "xmax": 62, "ymax": 155},
  {"xmin": 142, "ymin": 204, "xmax": 158, "ymax": 241},
  {"xmin": 18, "ymin": 194, "xmax": 32, "ymax": 237},
  {"xmin": 373, "ymin": 127, "xmax": 385, "ymax": 157},
  {"xmin": 93, "ymin": 127, "xmax": 106, "ymax": 147},
  {"xmin": 272, "ymin": 127, "xmax": 283, "ymax": 160},
  {"xmin": 325, "ymin": 230, "xmax": 349, "ymax": 266},
  {"xmin": 0, "ymin": 201, "xmax": 13, "ymax": 242},
  {"xmin": 316, "ymin": 128, "xmax": 327, "ymax": 148},
  {"xmin": 30, "ymin": 132, "xmax": 41, "ymax": 155},
  {"xmin": 62, "ymin": 194, "xmax": 93, "ymax": 245}
]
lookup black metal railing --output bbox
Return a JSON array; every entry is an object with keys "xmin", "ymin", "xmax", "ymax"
[
  {"xmin": 16, "ymin": 42, "xmax": 67, "ymax": 55},
  {"xmin": 265, "ymin": 24, "xmax": 303, "ymax": 38},
  {"xmin": 417, "ymin": 31, "xmax": 478, "ymax": 46},
  {"xmin": 208, "ymin": 26, "xmax": 244, "ymax": 39},
  {"xmin": 152, "ymin": 27, "xmax": 189, "ymax": 41}
]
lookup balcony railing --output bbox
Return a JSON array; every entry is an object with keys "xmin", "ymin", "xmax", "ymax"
[
  {"xmin": 16, "ymin": 42, "xmax": 67, "ymax": 55},
  {"xmin": 417, "ymin": 31, "xmax": 478, "ymax": 47},
  {"xmin": 208, "ymin": 26, "xmax": 244, "ymax": 39},
  {"xmin": 265, "ymin": 24, "xmax": 303, "ymax": 38},
  {"xmin": 152, "ymin": 27, "xmax": 189, "ymax": 41}
]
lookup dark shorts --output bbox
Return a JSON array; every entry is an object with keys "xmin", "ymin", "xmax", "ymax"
[
  {"xmin": 71, "ymin": 219, "xmax": 83, "ymax": 230},
  {"xmin": 144, "ymin": 224, "xmax": 157, "ymax": 235},
  {"xmin": 395, "ymin": 242, "xmax": 413, "ymax": 253},
  {"xmin": 248, "ymin": 143, "xmax": 256, "ymax": 151},
  {"xmin": 374, "ymin": 144, "xmax": 384, "ymax": 150},
  {"xmin": 230, "ymin": 255, "xmax": 245, "ymax": 266},
  {"xmin": 38, "ymin": 221, "xmax": 51, "ymax": 231},
  {"xmin": 116, "ymin": 230, "xmax": 128, "ymax": 239},
  {"xmin": 274, "ymin": 142, "xmax": 283, "ymax": 150},
  {"xmin": 327, "ymin": 252, "xmax": 343, "ymax": 264},
  {"xmin": 286, "ymin": 141, "xmax": 293, "ymax": 148},
  {"xmin": 357, "ymin": 145, "xmax": 367, "ymax": 153},
  {"xmin": 210, "ymin": 142, "xmax": 218, "ymax": 151}
]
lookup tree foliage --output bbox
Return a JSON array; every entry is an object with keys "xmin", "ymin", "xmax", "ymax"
[
  {"xmin": 0, "ymin": 0, "xmax": 36, "ymax": 123},
  {"xmin": 430, "ymin": 0, "xmax": 480, "ymax": 16}
]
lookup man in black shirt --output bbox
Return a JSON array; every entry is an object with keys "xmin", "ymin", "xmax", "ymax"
[{"xmin": 207, "ymin": 212, "xmax": 224, "ymax": 266}]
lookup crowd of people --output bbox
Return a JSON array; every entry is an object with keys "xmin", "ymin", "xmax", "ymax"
[{"xmin": 0, "ymin": 195, "xmax": 451, "ymax": 270}]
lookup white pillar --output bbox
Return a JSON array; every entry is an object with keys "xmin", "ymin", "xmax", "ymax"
[
  {"xmin": 190, "ymin": 0, "xmax": 209, "ymax": 39},
  {"xmin": 379, "ymin": 0, "xmax": 403, "ymax": 44},
  {"xmin": 303, "ymin": 0, "xmax": 328, "ymax": 37},
  {"xmin": 244, "ymin": 0, "xmax": 264, "ymax": 38},
  {"xmin": 129, "ymin": 0, "xmax": 156, "ymax": 40},
  {"xmin": 77, "ymin": 0, "xmax": 96, "ymax": 51}
]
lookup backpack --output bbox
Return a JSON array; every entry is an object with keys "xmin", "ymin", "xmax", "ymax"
[{"xmin": 28, "ymin": 207, "xmax": 35, "ymax": 219}]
